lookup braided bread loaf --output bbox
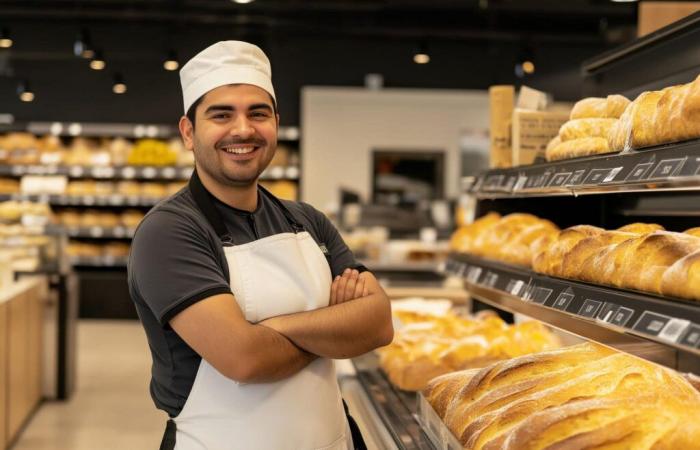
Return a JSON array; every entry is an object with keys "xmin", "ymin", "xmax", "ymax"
[{"xmin": 424, "ymin": 342, "xmax": 700, "ymax": 450}]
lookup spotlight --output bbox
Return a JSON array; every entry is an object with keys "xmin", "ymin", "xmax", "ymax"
[
  {"xmin": 0, "ymin": 28, "xmax": 12, "ymax": 48},
  {"xmin": 413, "ymin": 42, "xmax": 430, "ymax": 64},
  {"xmin": 90, "ymin": 50, "xmax": 106, "ymax": 70},
  {"xmin": 522, "ymin": 60, "xmax": 535, "ymax": 74},
  {"xmin": 232, "ymin": 0, "xmax": 255, "ymax": 3},
  {"xmin": 17, "ymin": 80, "xmax": 35, "ymax": 102},
  {"xmin": 112, "ymin": 73, "xmax": 127, "ymax": 94},
  {"xmin": 163, "ymin": 50, "xmax": 179, "ymax": 71},
  {"xmin": 74, "ymin": 28, "xmax": 94, "ymax": 59}
]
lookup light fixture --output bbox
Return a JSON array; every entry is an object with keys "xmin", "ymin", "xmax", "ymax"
[
  {"xmin": 522, "ymin": 60, "xmax": 535, "ymax": 74},
  {"xmin": 232, "ymin": 0, "xmax": 255, "ymax": 3},
  {"xmin": 0, "ymin": 28, "xmax": 12, "ymax": 48},
  {"xmin": 515, "ymin": 45, "xmax": 535, "ymax": 77},
  {"xmin": 163, "ymin": 50, "xmax": 179, "ymax": 71},
  {"xmin": 74, "ymin": 28, "xmax": 95, "ymax": 59},
  {"xmin": 413, "ymin": 42, "xmax": 430, "ymax": 64},
  {"xmin": 611, "ymin": 0, "xmax": 638, "ymax": 2},
  {"xmin": 89, "ymin": 50, "xmax": 106, "ymax": 70},
  {"xmin": 17, "ymin": 80, "xmax": 35, "ymax": 102},
  {"xmin": 112, "ymin": 73, "xmax": 127, "ymax": 94}
]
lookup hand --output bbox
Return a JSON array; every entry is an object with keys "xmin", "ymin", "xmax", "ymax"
[{"xmin": 330, "ymin": 268, "xmax": 367, "ymax": 305}]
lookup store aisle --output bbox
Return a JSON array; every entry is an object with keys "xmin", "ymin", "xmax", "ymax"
[{"xmin": 13, "ymin": 320, "xmax": 166, "ymax": 450}]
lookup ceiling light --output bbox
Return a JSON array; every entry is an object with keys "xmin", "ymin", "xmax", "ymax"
[
  {"xmin": 113, "ymin": 73, "xmax": 127, "ymax": 94},
  {"xmin": 413, "ymin": 42, "xmax": 430, "ymax": 64},
  {"xmin": 17, "ymin": 80, "xmax": 35, "ymax": 102},
  {"xmin": 90, "ymin": 50, "xmax": 106, "ymax": 70},
  {"xmin": 0, "ymin": 28, "xmax": 12, "ymax": 48},
  {"xmin": 232, "ymin": 0, "xmax": 255, "ymax": 3},
  {"xmin": 522, "ymin": 60, "xmax": 535, "ymax": 74},
  {"xmin": 74, "ymin": 28, "xmax": 94, "ymax": 59},
  {"xmin": 163, "ymin": 50, "xmax": 179, "ymax": 71}
]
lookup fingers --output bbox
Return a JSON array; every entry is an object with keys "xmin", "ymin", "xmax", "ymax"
[
  {"xmin": 330, "ymin": 275, "xmax": 340, "ymax": 305},
  {"xmin": 353, "ymin": 276, "xmax": 365, "ymax": 300},
  {"xmin": 336, "ymin": 270, "xmax": 350, "ymax": 303},
  {"xmin": 343, "ymin": 269, "xmax": 359, "ymax": 302}
]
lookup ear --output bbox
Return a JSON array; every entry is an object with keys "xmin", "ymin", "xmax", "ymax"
[{"xmin": 179, "ymin": 116, "xmax": 194, "ymax": 151}]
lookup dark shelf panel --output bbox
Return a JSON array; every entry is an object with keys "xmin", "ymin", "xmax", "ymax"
[
  {"xmin": 69, "ymin": 255, "xmax": 128, "ymax": 267},
  {"xmin": 446, "ymin": 253, "xmax": 700, "ymax": 373}
]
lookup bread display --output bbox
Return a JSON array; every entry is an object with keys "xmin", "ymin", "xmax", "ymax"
[
  {"xmin": 569, "ymin": 95, "xmax": 631, "ymax": 120},
  {"xmin": 450, "ymin": 213, "xmax": 559, "ymax": 267},
  {"xmin": 558, "ymin": 118, "xmax": 617, "ymax": 142},
  {"xmin": 609, "ymin": 74, "xmax": 700, "ymax": 151},
  {"xmin": 533, "ymin": 223, "xmax": 700, "ymax": 301},
  {"xmin": 545, "ymin": 136, "xmax": 610, "ymax": 161},
  {"xmin": 379, "ymin": 309, "xmax": 560, "ymax": 391},
  {"xmin": 424, "ymin": 342, "xmax": 700, "ymax": 450}
]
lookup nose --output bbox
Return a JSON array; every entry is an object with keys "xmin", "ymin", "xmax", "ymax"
[{"xmin": 230, "ymin": 117, "xmax": 256, "ymax": 139}]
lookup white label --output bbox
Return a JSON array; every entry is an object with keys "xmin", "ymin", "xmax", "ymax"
[
  {"xmin": 603, "ymin": 167, "xmax": 623, "ymax": 182},
  {"xmin": 89, "ymin": 227, "xmax": 104, "ymax": 238},
  {"xmin": 659, "ymin": 318, "xmax": 690, "ymax": 343},
  {"xmin": 69, "ymin": 166, "xmax": 85, "ymax": 177},
  {"xmin": 162, "ymin": 167, "xmax": 177, "ymax": 179},
  {"xmin": 467, "ymin": 267, "xmax": 482, "ymax": 284},
  {"xmin": 121, "ymin": 167, "xmax": 137, "ymax": 179},
  {"xmin": 142, "ymin": 167, "xmax": 157, "ymax": 179},
  {"xmin": 513, "ymin": 176, "xmax": 528, "ymax": 190}
]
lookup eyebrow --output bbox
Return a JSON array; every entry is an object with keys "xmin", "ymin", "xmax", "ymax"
[{"xmin": 204, "ymin": 103, "xmax": 274, "ymax": 114}]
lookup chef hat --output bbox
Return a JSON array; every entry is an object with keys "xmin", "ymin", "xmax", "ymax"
[{"xmin": 179, "ymin": 40, "xmax": 276, "ymax": 114}]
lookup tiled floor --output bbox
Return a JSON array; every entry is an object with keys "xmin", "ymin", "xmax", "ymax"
[{"xmin": 13, "ymin": 320, "xmax": 167, "ymax": 450}]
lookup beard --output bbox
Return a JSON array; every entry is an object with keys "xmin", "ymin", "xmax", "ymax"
[{"xmin": 193, "ymin": 134, "xmax": 276, "ymax": 187}]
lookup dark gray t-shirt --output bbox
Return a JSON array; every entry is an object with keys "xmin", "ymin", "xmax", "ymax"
[{"xmin": 127, "ymin": 185, "xmax": 361, "ymax": 417}]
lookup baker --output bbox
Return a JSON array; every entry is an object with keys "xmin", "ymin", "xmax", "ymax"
[{"xmin": 128, "ymin": 40, "xmax": 393, "ymax": 450}]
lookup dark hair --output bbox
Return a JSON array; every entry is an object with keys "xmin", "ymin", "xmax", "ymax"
[{"xmin": 184, "ymin": 91, "xmax": 278, "ymax": 130}]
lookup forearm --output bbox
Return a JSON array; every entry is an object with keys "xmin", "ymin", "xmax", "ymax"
[{"xmin": 260, "ymin": 292, "xmax": 393, "ymax": 359}]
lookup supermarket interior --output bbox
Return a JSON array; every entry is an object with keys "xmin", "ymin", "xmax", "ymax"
[{"xmin": 2, "ymin": 1, "xmax": 700, "ymax": 449}]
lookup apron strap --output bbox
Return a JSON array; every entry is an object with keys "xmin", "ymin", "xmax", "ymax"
[{"xmin": 188, "ymin": 169, "xmax": 304, "ymax": 245}]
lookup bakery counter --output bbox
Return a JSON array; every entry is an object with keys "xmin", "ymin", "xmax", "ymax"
[
  {"xmin": 342, "ymin": 353, "xmax": 436, "ymax": 450},
  {"xmin": 474, "ymin": 138, "xmax": 700, "ymax": 199},
  {"xmin": 446, "ymin": 253, "xmax": 700, "ymax": 373}
]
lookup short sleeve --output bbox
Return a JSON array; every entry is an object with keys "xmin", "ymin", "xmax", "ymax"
[
  {"xmin": 300, "ymin": 203, "xmax": 366, "ymax": 277},
  {"xmin": 128, "ymin": 210, "xmax": 231, "ymax": 326}
]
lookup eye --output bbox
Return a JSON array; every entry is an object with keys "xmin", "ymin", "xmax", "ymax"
[
  {"xmin": 211, "ymin": 113, "xmax": 230, "ymax": 120},
  {"xmin": 250, "ymin": 111, "xmax": 271, "ymax": 119}
]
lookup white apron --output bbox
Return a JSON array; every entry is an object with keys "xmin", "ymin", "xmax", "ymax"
[{"xmin": 173, "ymin": 174, "xmax": 352, "ymax": 450}]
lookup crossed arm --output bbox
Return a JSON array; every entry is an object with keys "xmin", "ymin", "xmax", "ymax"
[{"xmin": 170, "ymin": 270, "xmax": 393, "ymax": 384}]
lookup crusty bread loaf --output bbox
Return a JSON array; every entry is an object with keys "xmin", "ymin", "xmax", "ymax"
[
  {"xmin": 558, "ymin": 118, "xmax": 617, "ymax": 142},
  {"xmin": 546, "ymin": 136, "xmax": 611, "ymax": 161},
  {"xmin": 451, "ymin": 213, "xmax": 559, "ymax": 268},
  {"xmin": 608, "ymin": 90, "xmax": 666, "ymax": 151},
  {"xmin": 569, "ymin": 95, "xmax": 630, "ymax": 120},
  {"xmin": 424, "ymin": 342, "xmax": 700, "ymax": 450},
  {"xmin": 534, "ymin": 223, "xmax": 700, "ymax": 301},
  {"xmin": 379, "ymin": 312, "xmax": 559, "ymax": 391}
]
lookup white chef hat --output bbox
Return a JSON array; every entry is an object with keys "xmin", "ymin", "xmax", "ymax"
[{"xmin": 179, "ymin": 40, "xmax": 276, "ymax": 114}]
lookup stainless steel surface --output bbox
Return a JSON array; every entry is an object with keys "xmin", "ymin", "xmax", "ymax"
[{"xmin": 339, "ymin": 378, "xmax": 398, "ymax": 450}]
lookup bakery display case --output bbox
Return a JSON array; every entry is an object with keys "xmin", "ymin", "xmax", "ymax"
[
  {"xmin": 0, "ymin": 122, "xmax": 301, "ymax": 318},
  {"xmin": 348, "ymin": 13, "xmax": 700, "ymax": 450}
]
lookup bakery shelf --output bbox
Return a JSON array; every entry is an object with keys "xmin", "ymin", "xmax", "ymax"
[
  {"xmin": 45, "ymin": 225, "xmax": 136, "ymax": 239},
  {"xmin": 0, "ymin": 164, "xmax": 300, "ymax": 181},
  {"xmin": 68, "ymin": 255, "xmax": 128, "ymax": 267},
  {"xmin": 446, "ymin": 253, "xmax": 700, "ymax": 373},
  {"xmin": 0, "ymin": 193, "xmax": 163, "ymax": 207},
  {"xmin": 473, "ymin": 139, "xmax": 700, "ymax": 199},
  {"xmin": 351, "ymin": 352, "xmax": 436, "ymax": 450}
]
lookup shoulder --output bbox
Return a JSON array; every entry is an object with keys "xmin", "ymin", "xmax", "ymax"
[{"xmin": 281, "ymin": 199, "xmax": 328, "ymax": 224}]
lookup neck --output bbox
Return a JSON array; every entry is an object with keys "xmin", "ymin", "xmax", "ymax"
[{"xmin": 197, "ymin": 169, "xmax": 258, "ymax": 212}]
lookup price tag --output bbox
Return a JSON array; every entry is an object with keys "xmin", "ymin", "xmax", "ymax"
[
  {"xmin": 603, "ymin": 167, "xmax": 623, "ymax": 183},
  {"xmin": 632, "ymin": 311, "xmax": 672, "ymax": 336},
  {"xmin": 11, "ymin": 165, "xmax": 26, "ymax": 176},
  {"xmin": 529, "ymin": 286, "xmax": 553, "ymax": 304},
  {"xmin": 625, "ymin": 162, "xmax": 653, "ymax": 182},
  {"xmin": 583, "ymin": 168, "xmax": 610, "ymax": 185},
  {"xmin": 596, "ymin": 303, "xmax": 619, "ymax": 323},
  {"xmin": 112, "ymin": 226, "xmax": 126, "ymax": 238},
  {"xmin": 269, "ymin": 166, "xmax": 284, "ymax": 179},
  {"xmin": 610, "ymin": 307, "xmax": 634, "ymax": 327},
  {"xmin": 69, "ymin": 166, "xmax": 84, "ymax": 177},
  {"xmin": 679, "ymin": 324, "xmax": 700, "ymax": 348},
  {"xmin": 578, "ymin": 299, "xmax": 602, "ymax": 318},
  {"xmin": 658, "ymin": 318, "xmax": 690, "ymax": 343},
  {"xmin": 142, "ymin": 167, "xmax": 157, "ymax": 179},
  {"xmin": 82, "ymin": 195, "xmax": 95, "ymax": 205},
  {"xmin": 286, "ymin": 166, "xmax": 300, "ymax": 179},
  {"xmin": 466, "ymin": 267, "xmax": 482, "ymax": 284},
  {"xmin": 89, "ymin": 226, "xmax": 104, "ymax": 238},
  {"xmin": 103, "ymin": 255, "xmax": 116, "ymax": 266},
  {"xmin": 549, "ymin": 172, "xmax": 571, "ymax": 187},
  {"xmin": 649, "ymin": 158, "xmax": 685, "ymax": 179},
  {"xmin": 482, "ymin": 271, "xmax": 499, "ymax": 288},
  {"xmin": 505, "ymin": 279, "xmax": 525, "ymax": 297},
  {"xmin": 121, "ymin": 167, "xmax": 137, "ymax": 179},
  {"xmin": 180, "ymin": 167, "xmax": 194, "ymax": 179},
  {"xmin": 513, "ymin": 176, "xmax": 528, "ymax": 191},
  {"xmin": 162, "ymin": 167, "xmax": 177, "ymax": 179},
  {"xmin": 552, "ymin": 292, "xmax": 574, "ymax": 311},
  {"xmin": 568, "ymin": 169, "xmax": 586, "ymax": 185}
]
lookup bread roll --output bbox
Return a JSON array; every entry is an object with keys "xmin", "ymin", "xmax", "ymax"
[
  {"xmin": 653, "ymin": 74, "xmax": 700, "ymax": 146},
  {"xmin": 546, "ymin": 137, "xmax": 610, "ymax": 161},
  {"xmin": 685, "ymin": 227, "xmax": 700, "ymax": 238},
  {"xmin": 425, "ymin": 342, "xmax": 700, "ymax": 450},
  {"xmin": 558, "ymin": 118, "xmax": 617, "ymax": 142},
  {"xmin": 569, "ymin": 95, "xmax": 630, "ymax": 120}
]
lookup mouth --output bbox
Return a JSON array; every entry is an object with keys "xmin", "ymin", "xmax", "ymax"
[{"xmin": 218, "ymin": 144, "xmax": 261, "ymax": 160}]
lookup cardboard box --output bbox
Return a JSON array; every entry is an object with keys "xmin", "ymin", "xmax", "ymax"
[
  {"xmin": 489, "ymin": 85, "xmax": 515, "ymax": 168},
  {"xmin": 511, "ymin": 109, "xmax": 569, "ymax": 166}
]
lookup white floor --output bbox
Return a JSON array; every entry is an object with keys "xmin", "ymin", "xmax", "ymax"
[{"xmin": 12, "ymin": 320, "xmax": 167, "ymax": 450}]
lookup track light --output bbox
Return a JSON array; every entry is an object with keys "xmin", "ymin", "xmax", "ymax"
[
  {"xmin": 232, "ymin": 0, "xmax": 255, "ymax": 3},
  {"xmin": 90, "ymin": 50, "xmax": 106, "ymax": 70},
  {"xmin": 74, "ymin": 28, "xmax": 95, "ymax": 59},
  {"xmin": 413, "ymin": 42, "xmax": 430, "ymax": 64},
  {"xmin": 17, "ymin": 80, "xmax": 35, "ymax": 102},
  {"xmin": 0, "ymin": 28, "xmax": 12, "ymax": 48},
  {"xmin": 163, "ymin": 50, "xmax": 179, "ymax": 71},
  {"xmin": 112, "ymin": 73, "xmax": 127, "ymax": 94}
]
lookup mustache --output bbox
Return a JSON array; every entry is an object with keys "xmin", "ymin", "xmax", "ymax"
[{"xmin": 215, "ymin": 138, "xmax": 266, "ymax": 149}]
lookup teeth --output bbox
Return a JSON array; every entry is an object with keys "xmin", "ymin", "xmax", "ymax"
[{"xmin": 222, "ymin": 146, "xmax": 256, "ymax": 154}]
